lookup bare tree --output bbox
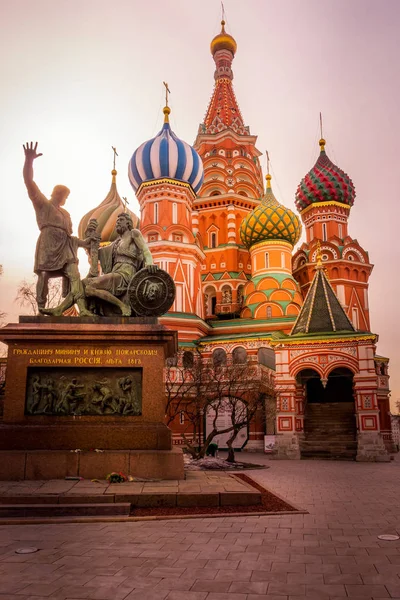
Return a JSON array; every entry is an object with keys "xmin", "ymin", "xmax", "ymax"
[
  {"xmin": 165, "ymin": 354, "xmax": 274, "ymax": 461},
  {"xmin": 15, "ymin": 277, "xmax": 63, "ymax": 314}
]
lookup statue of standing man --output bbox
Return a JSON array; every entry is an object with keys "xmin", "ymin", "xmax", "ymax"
[{"xmin": 23, "ymin": 142, "xmax": 93, "ymax": 316}]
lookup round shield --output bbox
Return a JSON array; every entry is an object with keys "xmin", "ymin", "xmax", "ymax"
[{"xmin": 128, "ymin": 268, "xmax": 176, "ymax": 316}]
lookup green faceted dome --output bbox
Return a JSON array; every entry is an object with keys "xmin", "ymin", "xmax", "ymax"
[{"xmin": 240, "ymin": 175, "xmax": 302, "ymax": 249}]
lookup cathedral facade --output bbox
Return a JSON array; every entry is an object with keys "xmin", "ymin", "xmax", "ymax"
[{"xmin": 84, "ymin": 21, "xmax": 392, "ymax": 461}]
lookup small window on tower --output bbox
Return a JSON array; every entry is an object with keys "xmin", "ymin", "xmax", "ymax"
[
  {"xmin": 322, "ymin": 222, "xmax": 327, "ymax": 241},
  {"xmin": 154, "ymin": 202, "xmax": 159, "ymax": 225},
  {"xmin": 338, "ymin": 223, "xmax": 343, "ymax": 238},
  {"xmin": 265, "ymin": 252, "xmax": 269, "ymax": 268},
  {"xmin": 210, "ymin": 232, "xmax": 217, "ymax": 248},
  {"xmin": 172, "ymin": 202, "xmax": 178, "ymax": 224},
  {"xmin": 281, "ymin": 252, "xmax": 285, "ymax": 268}
]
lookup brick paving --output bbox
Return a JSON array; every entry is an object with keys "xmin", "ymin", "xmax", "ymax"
[{"xmin": 0, "ymin": 453, "xmax": 399, "ymax": 598}]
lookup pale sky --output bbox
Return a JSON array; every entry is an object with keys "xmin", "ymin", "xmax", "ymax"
[{"xmin": 0, "ymin": 0, "xmax": 399, "ymax": 407}]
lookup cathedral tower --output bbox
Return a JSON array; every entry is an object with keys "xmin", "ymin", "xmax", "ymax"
[
  {"xmin": 240, "ymin": 174, "xmax": 303, "ymax": 321},
  {"xmin": 193, "ymin": 21, "xmax": 264, "ymax": 319},
  {"xmin": 292, "ymin": 137, "xmax": 373, "ymax": 331},
  {"xmin": 129, "ymin": 103, "xmax": 206, "ymax": 341}
]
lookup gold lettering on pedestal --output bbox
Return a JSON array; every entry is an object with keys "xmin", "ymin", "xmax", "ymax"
[{"xmin": 16, "ymin": 347, "xmax": 157, "ymax": 364}]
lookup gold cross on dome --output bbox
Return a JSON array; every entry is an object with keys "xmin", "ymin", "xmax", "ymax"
[
  {"xmin": 163, "ymin": 81, "xmax": 171, "ymax": 107},
  {"xmin": 111, "ymin": 146, "xmax": 118, "ymax": 170}
]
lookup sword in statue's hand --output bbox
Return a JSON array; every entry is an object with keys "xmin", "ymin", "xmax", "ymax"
[{"xmin": 85, "ymin": 218, "xmax": 100, "ymax": 278}]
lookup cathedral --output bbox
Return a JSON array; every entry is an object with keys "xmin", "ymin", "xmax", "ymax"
[{"xmin": 80, "ymin": 20, "xmax": 392, "ymax": 461}]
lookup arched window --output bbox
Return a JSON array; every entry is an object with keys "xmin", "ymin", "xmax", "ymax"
[
  {"xmin": 210, "ymin": 191, "xmax": 221, "ymax": 196},
  {"xmin": 232, "ymin": 347, "xmax": 247, "ymax": 364},
  {"xmin": 213, "ymin": 348, "xmax": 227, "ymax": 367},
  {"xmin": 172, "ymin": 202, "xmax": 178, "ymax": 224},
  {"xmin": 210, "ymin": 232, "xmax": 217, "ymax": 248},
  {"xmin": 183, "ymin": 351, "xmax": 194, "ymax": 368},
  {"xmin": 154, "ymin": 202, "xmax": 159, "ymax": 224},
  {"xmin": 166, "ymin": 355, "xmax": 178, "ymax": 367},
  {"xmin": 322, "ymin": 223, "xmax": 327, "ymax": 241}
]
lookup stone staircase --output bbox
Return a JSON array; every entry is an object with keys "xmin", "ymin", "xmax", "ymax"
[{"xmin": 300, "ymin": 402, "xmax": 357, "ymax": 460}]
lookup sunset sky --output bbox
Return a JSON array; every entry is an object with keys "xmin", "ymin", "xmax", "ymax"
[{"xmin": 0, "ymin": 0, "xmax": 399, "ymax": 406}]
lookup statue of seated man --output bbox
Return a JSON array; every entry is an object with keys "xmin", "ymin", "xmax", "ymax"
[{"xmin": 83, "ymin": 212, "xmax": 157, "ymax": 316}]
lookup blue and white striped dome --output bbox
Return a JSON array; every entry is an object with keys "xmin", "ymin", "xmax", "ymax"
[{"xmin": 129, "ymin": 107, "xmax": 204, "ymax": 194}]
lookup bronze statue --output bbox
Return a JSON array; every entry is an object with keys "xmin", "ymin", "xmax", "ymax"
[
  {"xmin": 83, "ymin": 212, "xmax": 158, "ymax": 316},
  {"xmin": 23, "ymin": 143, "xmax": 174, "ymax": 318},
  {"xmin": 23, "ymin": 142, "xmax": 93, "ymax": 316}
]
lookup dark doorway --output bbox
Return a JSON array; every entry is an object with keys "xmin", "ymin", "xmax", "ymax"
[{"xmin": 297, "ymin": 367, "xmax": 357, "ymax": 460}]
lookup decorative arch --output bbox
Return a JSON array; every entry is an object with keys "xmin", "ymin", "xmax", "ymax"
[
  {"xmin": 343, "ymin": 246, "xmax": 366, "ymax": 263},
  {"xmin": 291, "ymin": 361, "xmax": 324, "ymax": 379},
  {"xmin": 204, "ymin": 285, "xmax": 217, "ymax": 317},
  {"xmin": 325, "ymin": 359, "xmax": 359, "ymax": 376},
  {"xmin": 254, "ymin": 302, "xmax": 284, "ymax": 319},
  {"xmin": 293, "ymin": 253, "xmax": 308, "ymax": 270},
  {"xmin": 269, "ymin": 289, "xmax": 293, "ymax": 302},
  {"xmin": 286, "ymin": 304, "xmax": 300, "ymax": 316},
  {"xmin": 257, "ymin": 278, "xmax": 280, "ymax": 291},
  {"xmin": 281, "ymin": 278, "xmax": 298, "ymax": 291},
  {"xmin": 311, "ymin": 244, "xmax": 339, "ymax": 261}
]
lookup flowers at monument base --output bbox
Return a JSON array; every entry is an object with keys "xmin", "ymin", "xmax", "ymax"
[{"xmin": 106, "ymin": 471, "xmax": 128, "ymax": 484}]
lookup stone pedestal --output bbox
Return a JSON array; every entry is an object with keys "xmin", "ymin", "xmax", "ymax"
[
  {"xmin": 0, "ymin": 316, "xmax": 184, "ymax": 480},
  {"xmin": 356, "ymin": 432, "xmax": 390, "ymax": 462},
  {"xmin": 274, "ymin": 433, "xmax": 301, "ymax": 459}
]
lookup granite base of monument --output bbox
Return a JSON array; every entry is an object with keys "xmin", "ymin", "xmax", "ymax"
[{"xmin": 0, "ymin": 317, "xmax": 184, "ymax": 480}]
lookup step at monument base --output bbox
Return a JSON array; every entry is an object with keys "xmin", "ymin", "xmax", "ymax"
[{"xmin": 0, "ymin": 449, "xmax": 184, "ymax": 481}]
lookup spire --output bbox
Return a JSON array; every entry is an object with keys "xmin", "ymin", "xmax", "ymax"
[
  {"xmin": 319, "ymin": 112, "xmax": 326, "ymax": 152},
  {"xmin": 202, "ymin": 20, "xmax": 247, "ymax": 135},
  {"xmin": 291, "ymin": 262, "xmax": 355, "ymax": 335},
  {"xmin": 111, "ymin": 146, "xmax": 118, "ymax": 183},
  {"xmin": 266, "ymin": 151, "xmax": 271, "ymax": 189},
  {"xmin": 163, "ymin": 81, "xmax": 171, "ymax": 124}
]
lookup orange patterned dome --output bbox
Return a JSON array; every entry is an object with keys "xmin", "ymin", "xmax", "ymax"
[{"xmin": 210, "ymin": 20, "xmax": 237, "ymax": 56}]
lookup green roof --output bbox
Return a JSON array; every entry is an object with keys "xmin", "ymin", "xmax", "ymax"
[{"xmin": 291, "ymin": 266, "xmax": 355, "ymax": 335}]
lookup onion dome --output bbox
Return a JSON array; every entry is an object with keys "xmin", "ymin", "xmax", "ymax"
[
  {"xmin": 295, "ymin": 138, "xmax": 356, "ymax": 211},
  {"xmin": 240, "ymin": 174, "xmax": 302, "ymax": 249},
  {"xmin": 78, "ymin": 169, "xmax": 139, "ymax": 243},
  {"xmin": 129, "ymin": 106, "xmax": 204, "ymax": 194},
  {"xmin": 210, "ymin": 20, "xmax": 237, "ymax": 56}
]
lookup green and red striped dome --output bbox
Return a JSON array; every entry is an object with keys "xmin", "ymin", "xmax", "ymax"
[{"xmin": 295, "ymin": 139, "xmax": 356, "ymax": 212}]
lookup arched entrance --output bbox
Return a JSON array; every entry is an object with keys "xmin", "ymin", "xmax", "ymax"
[{"xmin": 298, "ymin": 367, "xmax": 357, "ymax": 460}]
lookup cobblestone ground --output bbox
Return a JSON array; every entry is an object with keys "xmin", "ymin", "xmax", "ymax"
[{"xmin": 0, "ymin": 453, "xmax": 400, "ymax": 599}]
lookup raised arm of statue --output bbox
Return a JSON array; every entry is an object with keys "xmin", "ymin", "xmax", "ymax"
[{"xmin": 23, "ymin": 141, "xmax": 46, "ymax": 207}]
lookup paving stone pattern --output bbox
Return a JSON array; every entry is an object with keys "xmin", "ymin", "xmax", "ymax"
[{"xmin": 0, "ymin": 453, "xmax": 400, "ymax": 598}]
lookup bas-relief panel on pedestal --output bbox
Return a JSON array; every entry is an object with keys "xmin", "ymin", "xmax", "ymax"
[{"xmin": 25, "ymin": 367, "xmax": 142, "ymax": 416}]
